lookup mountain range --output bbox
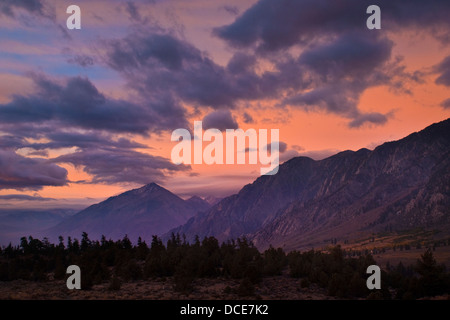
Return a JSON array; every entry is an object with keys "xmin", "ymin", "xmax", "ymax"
[
  {"xmin": 47, "ymin": 118, "xmax": 449, "ymax": 249},
  {"xmin": 48, "ymin": 183, "xmax": 211, "ymax": 242},
  {"xmin": 169, "ymin": 118, "xmax": 450, "ymax": 249}
]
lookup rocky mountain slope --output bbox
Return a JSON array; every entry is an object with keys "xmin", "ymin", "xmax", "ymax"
[{"xmin": 169, "ymin": 119, "xmax": 450, "ymax": 250}]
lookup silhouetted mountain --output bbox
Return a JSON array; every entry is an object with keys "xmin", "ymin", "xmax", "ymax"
[
  {"xmin": 169, "ymin": 119, "xmax": 450, "ymax": 250},
  {"xmin": 48, "ymin": 183, "xmax": 205, "ymax": 242}
]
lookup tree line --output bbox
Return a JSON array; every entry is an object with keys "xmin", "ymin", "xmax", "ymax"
[{"xmin": 0, "ymin": 232, "xmax": 448, "ymax": 299}]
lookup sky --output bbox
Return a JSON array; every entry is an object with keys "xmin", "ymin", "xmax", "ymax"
[{"xmin": 0, "ymin": 0, "xmax": 449, "ymax": 210}]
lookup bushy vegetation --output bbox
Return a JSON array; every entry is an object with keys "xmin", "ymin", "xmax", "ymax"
[{"xmin": 0, "ymin": 233, "xmax": 448, "ymax": 299}]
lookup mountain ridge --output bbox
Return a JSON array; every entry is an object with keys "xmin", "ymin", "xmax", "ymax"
[
  {"xmin": 48, "ymin": 182, "xmax": 210, "ymax": 242},
  {"xmin": 168, "ymin": 118, "xmax": 450, "ymax": 249}
]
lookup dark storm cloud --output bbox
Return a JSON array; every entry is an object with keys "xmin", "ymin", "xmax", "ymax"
[
  {"xmin": 103, "ymin": 27, "xmax": 403, "ymax": 128},
  {"xmin": 214, "ymin": 0, "xmax": 450, "ymax": 52},
  {"xmin": 202, "ymin": 110, "xmax": 238, "ymax": 131},
  {"xmin": 298, "ymin": 32, "xmax": 393, "ymax": 81},
  {"xmin": 434, "ymin": 56, "xmax": 450, "ymax": 87},
  {"xmin": 104, "ymin": 30, "xmax": 240, "ymax": 108},
  {"xmin": 103, "ymin": 28, "xmax": 321, "ymax": 111},
  {"xmin": 104, "ymin": 29, "xmax": 288, "ymax": 110},
  {"xmin": 0, "ymin": 74, "xmax": 175, "ymax": 134},
  {"xmin": 53, "ymin": 149, "xmax": 189, "ymax": 185},
  {"xmin": 0, "ymin": 150, "xmax": 68, "ymax": 190}
]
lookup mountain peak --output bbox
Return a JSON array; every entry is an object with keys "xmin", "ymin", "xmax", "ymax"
[
  {"xmin": 143, "ymin": 182, "xmax": 162, "ymax": 189},
  {"xmin": 129, "ymin": 182, "xmax": 167, "ymax": 195},
  {"xmin": 49, "ymin": 182, "xmax": 196, "ymax": 242}
]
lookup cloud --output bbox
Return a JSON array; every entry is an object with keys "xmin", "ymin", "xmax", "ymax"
[
  {"xmin": 0, "ymin": 135, "xmax": 26, "ymax": 149},
  {"xmin": 292, "ymin": 145, "xmax": 305, "ymax": 152},
  {"xmin": 0, "ymin": 71, "xmax": 191, "ymax": 188},
  {"xmin": 103, "ymin": 29, "xmax": 285, "ymax": 110},
  {"xmin": 214, "ymin": 0, "xmax": 450, "ymax": 52},
  {"xmin": 348, "ymin": 112, "xmax": 391, "ymax": 128},
  {"xmin": 434, "ymin": 56, "xmax": 450, "ymax": 86},
  {"xmin": 104, "ymin": 29, "xmax": 238, "ymax": 108},
  {"xmin": 22, "ymin": 131, "xmax": 148, "ymax": 151},
  {"xmin": 226, "ymin": 52, "xmax": 257, "ymax": 74},
  {"xmin": 298, "ymin": 32, "xmax": 393, "ymax": 80},
  {"xmin": 27, "ymin": 150, "xmax": 49, "ymax": 157},
  {"xmin": 280, "ymin": 32, "xmax": 398, "ymax": 126},
  {"xmin": 221, "ymin": 5, "xmax": 239, "ymax": 16},
  {"xmin": 0, "ymin": 0, "xmax": 46, "ymax": 18},
  {"xmin": 67, "ymin": 55, "xmax": 95, "ymax": 68},
  {"xmin": 53, "ymin": 148, "xmax": 189, "ymax": 185},
  {"xmin": 202, "ymin": 110, "xmax": 238, "ymax": 131},
  {"xmin": 0, "ymin": 194, "xmax": 55, "ymax": 201},
  {"xmin": 125, "ymin": 1, "xmax": 142, "ymax": 22},
  {"xmin": 264, "ymin": 141, "xmax": 287, "ymax": 153},
  {"xmin": 242, "ymin": 112, "xmax": 254, "ymax": 124},
  {"xmin": 0, "ymin": 73, "xmax": 181, "ymax": 134},
  {"xmin": 102, "ymin": 26, "xmax": 405, "ymax": 128},
  {"xmin": 0, "ymin": 149, "xmax": 68, "ymax": 190},
  {"xmin": 440, "ymin": 98, "xmax": 450, "ymax": 109}
]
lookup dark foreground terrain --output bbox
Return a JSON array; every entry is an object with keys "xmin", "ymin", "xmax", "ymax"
[
  {"xmin": 0, "ymin": 274, "xmax": 335, "ymax": 300},
  {"xmin": 1, "ymin": 233, "xmax": 449, "ymax": 300}
]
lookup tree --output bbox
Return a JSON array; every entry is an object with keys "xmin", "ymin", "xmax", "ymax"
[
  {"xmin": 415, "ymin": 249, "xmax": 448, "ymax": 297},
  {"xmin": 20, "ymin": 237, "xmax": 29, "ymax": 254},
  {"xmin": 81, "ymin": 232, "xmax": 91, "ymax": 251},
  {"xmin": 58, "ymin": 236, "xmax": 65, "ymax": 250},
  {"xmin": 136, "ymin": 237, "xmax": 149, "ymax": 260}
]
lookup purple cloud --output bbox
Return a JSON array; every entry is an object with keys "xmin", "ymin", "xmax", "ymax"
[
  {"xmin": 0, "ymin": 194, "xmax": 55, "ymax": 201},
  {"xmin": 202, "ymin": 110, "xmax": 238, "ymax": 131},
  {"xmin": 0, "ymin": 74, "xmax": 187, "ymax": 134},
  {"xmin": 0, "ymin": 150, "xmax": 68, "ymax": 190},
  {"xmin": 67, "ymin": 55, "xmax": 95, "ymax": 68},
  {"xmin": 221, "ymin": 5, "xmax": 239, "ymax": 16},
  {"xmin": 214, "ymin": 0, "xmax": 450, "ymax": 52},
  {"xmin": 440, "ymin": 98, "xmax": 450, "ymax": 109},
  {"xmin": 0, "ymin": 0, "xmax": 46, "ymax": 18},
  {"xmin": 434, "ymin": 56, "xmax": 450, "ymax": 86},
  {"xmin": 53, "ymin": 148, "xmax": 189, "ymax": 185}
]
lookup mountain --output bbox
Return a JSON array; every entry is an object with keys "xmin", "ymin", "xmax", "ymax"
[
  {"xmin": 169, "ymin": 118, "xmax": 450, "ymax": 250},
  {"xmin": 0, "ymin": 209, "xmax": 76, "ymax": 245},
  {"xmin": 48, "ymin": 183, "xmax": 208, "ymax": 242},
  {"xmin": 185, "ymin": 196, "xmax": 211, "ymax": 213},
  {"xmin": 203, "ymin": 196, "xmax": 223, "ymax": 206}
]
